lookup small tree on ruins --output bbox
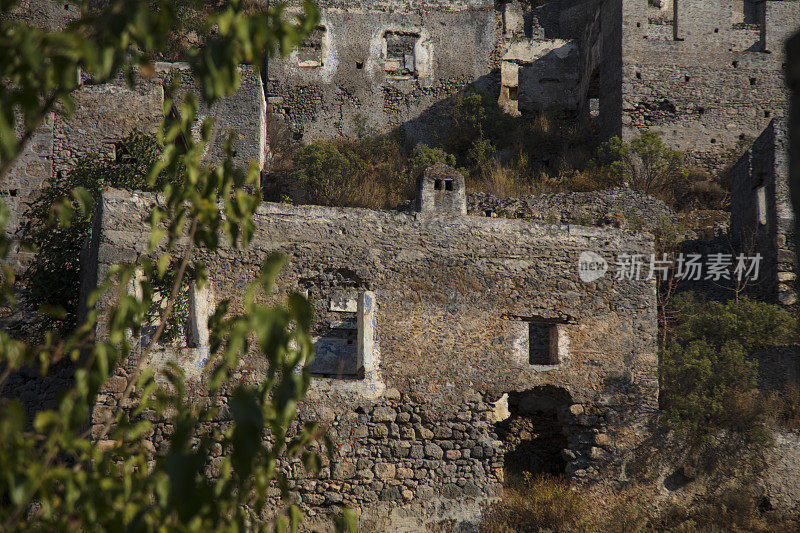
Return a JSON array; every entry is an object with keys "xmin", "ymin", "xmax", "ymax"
[{"xmin": 597, "ymin": 130, "xmax": 689, "ymax": 196}]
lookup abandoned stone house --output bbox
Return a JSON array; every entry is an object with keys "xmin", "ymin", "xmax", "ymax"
[
  {"xmin": 4, "ymin": 0, "xmax": 800, "ymax": 245},
  {"xmin": 269, "ymin": 0, "xmax": 800, "ymax": 168},
  {"xmin": 82, "ymin": 168, "xmax": 659, "ymax": 528}
]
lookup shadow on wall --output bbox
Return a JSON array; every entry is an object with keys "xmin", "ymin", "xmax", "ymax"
[
  {"xmin": 380, "ymin": 72, "xmax": 499, "ymax": 148},
  {"xmin": 495, "ymin": 385, "xmax": 573, "ymax": 477}
]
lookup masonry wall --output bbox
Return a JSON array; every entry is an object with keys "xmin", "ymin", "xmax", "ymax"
[
  {"xmin": 612, "ymin": 0, "xmax": 800, "ymax": 169},
  {"xmin": 265, "ymin": 0, "xmax": 497, "ymax": 144},
  {"xmin": 730, "ymin": 120, "xmax": 796, "ymax": 304},
  {"xmin": 87, "ymin": 188, "xmax": 658, "ymax": 529},
  {"xmin": 789, "ymin": 31, "xmax": 800, "ymax": 296}
]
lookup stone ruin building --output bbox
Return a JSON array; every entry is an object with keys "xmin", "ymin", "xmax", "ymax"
[
  {"xmin": 5, "ymin": 0, "xmax": 800, "ymax": 247},
  {"xmin": 3, "ymin": 1, "xmax": 800, "ymax": 526},
  {"xmin": 730, "ymin": 118, "xmax": 797, "ymax": 306},
  {"xmin": 82, "ymin": 168, "xmax": 659, "ymax": 528},
  {"xmin": 269, "ymin": 0, "xmax": 800, "ymax": 168}
]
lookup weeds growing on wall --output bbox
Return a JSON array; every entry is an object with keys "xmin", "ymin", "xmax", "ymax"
[{"xmin": 21, "ymin": 131, "xmax": 182, "ymax": 333}]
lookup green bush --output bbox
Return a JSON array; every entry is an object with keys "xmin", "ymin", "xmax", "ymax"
[
  {"xmin": 446, "ymin": 88, "xmax": 514, "ymax": 165},
  {"xmin": 660, "ymin": 294, "xmax": 798, "ymax": 440},
  {"xmin": 293, "ymin": 140, "xmax": 367, "ymax": 206},
  {"xmin": 21, "ymin": 130, "xmax": 182, "ymax": 331},
  {"xmin": 596, "ymin": 131, "xmax": 688, "ymax": 197},
  {"xmin": 290, "ymin": 135, "xmax": 414, "ymax": 209},
  {"xmin": 409, "ymin": 143, "xmax": 456, "ymax": 177}
]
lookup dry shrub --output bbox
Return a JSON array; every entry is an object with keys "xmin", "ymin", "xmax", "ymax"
[
  {"xmin": 763, "ymin": 383, "xmax": 800, "ymax": 430},
  {"xmin": 481, "ymin": 473, "xmax": 584, "ymax": 533}
]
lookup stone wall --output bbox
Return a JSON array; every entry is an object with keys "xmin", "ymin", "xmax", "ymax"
[
  {"xmin": 85, "ymin": 188, "xmax": 659, "ymax": 528},
  {"xmin": 610, "ymin": 0, "xmax": 800, "ymax": 169},
  {"xmin": 788, "ymin": 31, "xmax": 800, "ymax": 300},
  {"xmin": 467, "ymin": 187, "xmax": 675, "ymax": 228},
  {"xmin": 265, "ymin": 0, "xmax": 497, "ymax": 144},
  {"xmin": 730, "ymin": 119, "xmax": 797, "ymax": 305},
  {"xmin": 4, "ymin": 64, "xmax": 267, "ymax": 269}
]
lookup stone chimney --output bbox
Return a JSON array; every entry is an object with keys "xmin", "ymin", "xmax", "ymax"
[{"xmin": 414, "ymin": 163, "xmax": 467, "ymax": 215}]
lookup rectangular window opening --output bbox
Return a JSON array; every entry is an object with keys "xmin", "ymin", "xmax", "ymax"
[
  {"xmin": 444, "ymin": 179, "xmax": 454, "ymax": 191},
  {"xmin": 528, "ymin": 323, "xmax": 559, "ymax": 366},
  {"xmin": 755, "ymin": 185, "xmax": 767, "ymax": 226},
  {"xmin": 384, "ymin": 31, "xmax": 418, "ymax": 78},
  {"xmin": 298, "ymin": 26, "xmax": 326, "ymax": 68},
  {"xmin": 310, "ymin": 292, "xmax": 376, "ymax": 380},
  {"xmin": 434, "ymin": 179, "xmax": 443, "ymax": 190}
]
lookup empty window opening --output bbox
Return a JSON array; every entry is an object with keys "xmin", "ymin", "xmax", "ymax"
[
  {"xmin": 495, "ymin": 386, "xmax": 572, "ymax": 477},
  {"xmin": 384, "ymin": 31, "xmax": 418, "ymax": 78},
  {"xmin": 508, "ymin": 86, "xmax": 519, "ymax": 101},
  {"xmin": 1, "ymin": 189, "xmax": 18, "ymax": 197},
  {"xmin": 714, "ymin": 28, "xmax": 719, "ymax": 33},
  {"xmin": 310, "ymin": 292, "xmax": 376, "ymax": 380},
  {"xmin": 434, "ymin": 179, "xmax": 443, "ymax": 190},
  {"xmin": 684, "ymin": 75, "xmax": 690, "ymax": 82},
  {"xmin": 764, "ymin": 110, "xmax": 771, "ymax": 118},
  {"xmin": 589, "ymin": 97, "xmax": 600, "ymax": 118},
  {"xmin": 298, "ymin": 26, "xmax": 326, "ymax": 67},
  {"xmin": 710, "ymin": 138, "xmax": 716, "ymax": 144},
  {"xmin": 311, "ymin": 322, "xmax": 359, "ymax": 378},
  {"xmin": 697, "ymin": 106, "xmax": 705, "ymax": 115},
  {"xmin": 755, "ymin": 185, "xmax": 767, "ymax": 225},
  {"xmin": 750, "ymin": 77, "xmax": 757, "ymax": 85},
  {"xmin": 528, "ymin": 323, "xmax": 558, "ymax": 365},
  {"xmin": 356, "ymin": 61, "xmax": 364, "ymax": 69},
  {"xmin": 444, "ymin": 179, "xmax": 454, "ymax": 191},
  {"xmin": 635, "ymin": 72, "xmax": 642, "ymax": 79},
  {"xmin": 141, "ymin": 280, "xmax": 201, "ymax": 349}
]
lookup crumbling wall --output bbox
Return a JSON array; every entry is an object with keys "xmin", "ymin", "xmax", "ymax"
[
  {"xmin": 611, "ymin": 0, "xmax": 800, "ymax": 170},
  {"xmin": 467, "ymin": 187, "xmax": 675, "ymax": 228},
  {"xmin": 730, "ymin": 119, "xmax": 796, "ymax": 305},
  {"xmin": 52, "ymin": 77, "xmax": 164, "ymax": 177},
  {"xmin": 86, "ymin": 188, "xmax": 659, "ymax": 528},
  {"xmin": 3, "ymin": 64, "xmax": 266, "ymax": 270},
  {"xmin": 265, "ymin": 0, "xmax": 497, "ymax": 144}
]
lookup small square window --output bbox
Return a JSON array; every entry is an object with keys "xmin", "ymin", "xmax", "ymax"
[
  {"xmin": 444, "ymin": 179, "xmax": 453, "ymax": 191},
  {"xmin": 434, "ymin": 179, "xmax": 443, "ymax": 190}
]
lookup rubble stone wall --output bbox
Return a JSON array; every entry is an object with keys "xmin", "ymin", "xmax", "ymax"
[
  {"xmin": 265, "ymin": 0, "xmax": 497, "ymax": 144},
  {"xmin": 611, "ymin": 0, "xmax": 800, "ymax": 169},
  {"xmin": 730, "ymin": 119, "xmax": 797, "ymax": 305}
]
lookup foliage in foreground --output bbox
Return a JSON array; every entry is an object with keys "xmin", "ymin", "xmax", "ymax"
[
  {"xmin": 21, "ymin": 131, "xmax": 178, "ymax": 332},
  {"xmin": 660, "ymin": 293, "xmax": 799, "ymax": 441},
  {"xmin": 0, "ymin": 0, "xmax": 359, "ymax": 530}
]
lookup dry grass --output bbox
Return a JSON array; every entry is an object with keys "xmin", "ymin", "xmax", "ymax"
[{"xmin": 482, "ymin": 474, "xmax": 800, "ymax": 533}]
